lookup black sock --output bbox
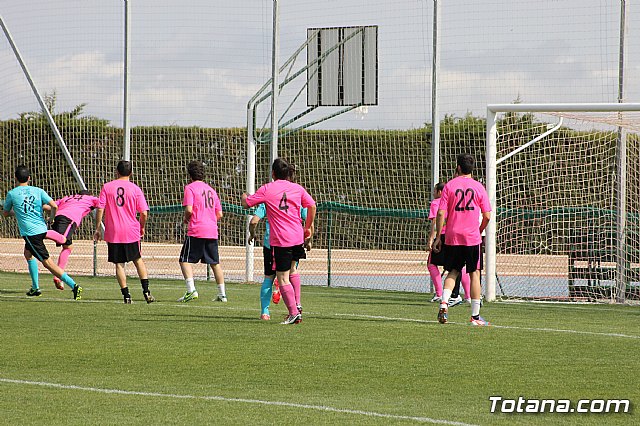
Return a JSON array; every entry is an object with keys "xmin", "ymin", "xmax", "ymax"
[
  {"xmin": 141, "ymin": 279, "xmax": 150, "ymax": 294},
  {"xmin": 451, "ymin": 276, "xmax": 461, "ymax": 298},
  {"xmin": 472, "ymin": 315, "xmax": 480, "ymax": 320},
  {"xmin": 121, "ymin": 287, "xmax": 130, "ymax": 297}
]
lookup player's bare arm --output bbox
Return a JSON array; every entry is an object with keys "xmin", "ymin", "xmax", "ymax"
[
  {"xmin": 248, "ymin": 215, "xmax": 260, "ymax": 244},
  {"xmin": 304, "ymin": 204, "xmax": 317, "ymax": 238},
  {"xmin": 241, "ymin": 193, "xmax": 250, "ymax": 209},
  {"xmin": 479, "ymin": 211, "xmax": 491, "ymax": 234},
  {"xmin": 139, "ymin": 210, "xmax": 149, "ymax": 237},
  {"xmin": 93, "ymin": 208, "xmax": 105, "ymax": 241},
  {"xmin": 183, "ymin": 205, "xmax": 193, "ymax": 225},
  {"xmin": 427, "ymin": 218, "xmax": 437, "ymax": 252},
  {"xmin": 432, "ymin": 209, "xmax": 446, "ymax": 252}
]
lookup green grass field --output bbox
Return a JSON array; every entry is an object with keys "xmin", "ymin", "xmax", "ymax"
[{"xmin": 0, "ymin": 271, "xmax": 638, "ymax": 425}]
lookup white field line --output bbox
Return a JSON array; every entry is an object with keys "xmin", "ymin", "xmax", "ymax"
[
  {"xmin": 1, "ymin": 293, "xmax": 638, "ymax": 340},
  {"xmin": 0, "ymin": 378, "xmax": 476, "ymax": 426}
]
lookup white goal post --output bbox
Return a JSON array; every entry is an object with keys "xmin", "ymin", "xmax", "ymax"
[{"xmin": 485, "ymin": 102, "xmax": 640, "ymax": 303}]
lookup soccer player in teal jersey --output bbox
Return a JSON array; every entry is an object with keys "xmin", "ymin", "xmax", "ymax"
[
  {"xmin": 2, "ymin": 165, "xmax": 82, "ymax": 299},
  {"xmin": 248, "ymin": 203, "xmax": 308, "ymax": 321}
]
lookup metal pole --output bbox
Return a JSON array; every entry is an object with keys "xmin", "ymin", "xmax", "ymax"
[
  {"xmin": 0, "ymin": 15, "xmax": 87, "ymax": 191},
  {"xmin": 245, "ymin": 106, "xmax": 256, "ymax": 282},
  {"xmin": 327, "ymin": 208, "xmax": 332, "ymax": 287},
  {"xmin": 615, "ymin": 0, "xmax": 627, "ymax": 303},
  {"xmin": 485, "ymin": 109, "xmax": 498, "ymax": 302},
  {"xmin": 431, "ymin": 0, "xmax": 440, "ymax": 189},
  {"xmin": 270, "ymin": 0, "xmax": 280, "ymax": 167},
  {"xmin": 123, "ymin": 0, "xmax": 132, "ymax": 161}
]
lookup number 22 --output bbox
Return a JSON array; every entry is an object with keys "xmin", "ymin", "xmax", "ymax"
[{"xmin": 454, "ymin": 188, "xmax": 475, "ymax": 212}]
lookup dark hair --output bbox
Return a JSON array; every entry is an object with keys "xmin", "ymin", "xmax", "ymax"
[
  {"xmin": 457, "ymin": 153, "xmax": 474, "ymax": 175},
  {"xmin": 272, "ymin": 158, "xmax": 296, "ymax": 181},
  {"xmin": 15, "ymin": 165, "xmax": 30, "ymax": 183},
  {"xmin": 79, "ymin": 189, "xmax": 91, "ymax": 196},
  {"xmin": 435, "ymin": 182, "xmax": 445, "ymax": 192},
  {"xmin": 117, "ymin": 160, "xmax": 132, "ymax": 177},
  {"xmin": 187, "ymin": 160, "xmax": 205, "ymax": 181}
]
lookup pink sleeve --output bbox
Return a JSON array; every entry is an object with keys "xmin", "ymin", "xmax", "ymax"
[
  {"xmin": 301, "ymin": 188, "xmax": 315, "ymax": 208},
  {"xmin": 92, "ymin": 196, "xmax": 100, "ymax": 208},
  {"xmin": 428, "ymin": 199, "xmax": 438, "ymax": 220},
  {"xmin": 439, "ymin": 186, "xmax": 450, "ymax": 211},
  {"xmin": 245, "ymin": 185, "xmax": 266, "ymax": 207},
  {"xmin": 136, "ymin": 188, "xmax": 149, "ymax": 212},
  {"xmin": 98, "ymin": 187, "xmax": 107, "ymax": 209},
  {"xmin": 182, "ymin": 187, "xmax": 193, "ymax": 207}
]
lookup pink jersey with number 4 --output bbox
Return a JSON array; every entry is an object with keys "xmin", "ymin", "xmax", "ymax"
[
  {"xmin": 183, "ymin": 181, "xmax": 222, "ymax": 239},
  {"xmin": 428, "ymin": 197, "xmax": 446, "ymax": 234},
  {"xmin": 98, "ymin": 179, "xmax": 149, "ymax": 243},
  {"xmin": 55, "ymin": 195, "xmax": 100, "ymax": 226},
  {"xmin": 439, "ymin": 176, "xmax": 490, "ymax": 246},
  {"xmin": 245, "ymin": 180, "xmax": 315, "ymax": 247}
]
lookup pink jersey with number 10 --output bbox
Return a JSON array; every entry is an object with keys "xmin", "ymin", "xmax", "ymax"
[
  {"xmin": 98, "ymin": 179, "xmax": 149, "ymax": 243},
  {"xmin": 245, "ymin": 179, "xmax": 315, "ymax": 247},
  {"xmin": 438, "ymin": 175, "xmax": 491, "ymax": 246}
]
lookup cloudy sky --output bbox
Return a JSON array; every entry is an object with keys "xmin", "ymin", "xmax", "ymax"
[{"xmin": 1, "ymin": 0, "xmax": 639, "ymax": 130}]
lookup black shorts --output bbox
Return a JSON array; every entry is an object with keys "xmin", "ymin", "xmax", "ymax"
[
  {"xmin": 263, "ymin": 246, "xmax": 275, "ymax": 276},
  {"xmin": 428, "ymin": 234, "xmax": 447, "ymax": 266},
  {"xmin": 179, "ymin": 236, "xmax": 219, "ymax": 264},
  {"xmin": 273, "ymin": 245, "xmax": 306, "ymax": 272},
  {"xmin": 107, "ymin": 242, "xmax": 141, "ymax": 264},
  {"xmin": 51, "ymin": 215, "xmax": 77, "ymax": 246},
  {"xmin": 23, "ymin": 233, "xmax": 49, "ymax": 261},
  {"xmin": 444, "ymin": 244, "xmax": 483, "ymax": 274}
]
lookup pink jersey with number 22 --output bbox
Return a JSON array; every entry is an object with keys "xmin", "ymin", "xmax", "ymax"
[
  {"xmin": 438, "ymin": 176, "xmax": 490, "ymax": 246},
  {"xmin": 245, "ymin": 180, "xmax": 315, "ymax": 247}
]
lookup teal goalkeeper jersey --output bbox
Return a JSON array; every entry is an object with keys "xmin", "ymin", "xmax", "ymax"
[{"xmin": 3, "ymin": 185, "xmax": 52, "ymax": 236}]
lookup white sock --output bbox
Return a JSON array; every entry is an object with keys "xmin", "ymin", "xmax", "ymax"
[
  {"xmin": 218, "ymin": 283, "xmax": 226, "ymax": 297},
  {"xmin": 441, "ymin": 288, "xmax": 452, "ymax": 306},
  {"xmin": 471, "ymin": 299, "xmax": 481, "ymax": 317},
  {"xmin": 185, "ymin": 278, "xmax": 195, "ymax": 293}
]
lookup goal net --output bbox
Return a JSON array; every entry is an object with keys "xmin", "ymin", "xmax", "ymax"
[{"xmin": 485, "ymin": 103, "xmax": 640, "ymax": 303}]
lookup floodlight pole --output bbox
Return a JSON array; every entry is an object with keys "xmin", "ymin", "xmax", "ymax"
[
  {"xmin": 123, "ymin": 0, "xmax": 132, "ymax": 161},
  {"xmin": 270, "ymin": 0, "xmax": 280, "ymax": 167}
]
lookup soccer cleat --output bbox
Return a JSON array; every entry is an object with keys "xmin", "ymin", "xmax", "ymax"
[
  {"xmin": 214, "ymin": 295, "xmax": 227, "ymax": 303},
  {"xmin": 72, "ymin": 285, "xmax": 82, "ymax": 300},
  {"xmin": 53, "ymin": 277, "xmax": 64, "ymax": 291},
  {"xmin": 177, "ymin": 290, "xmax": 198, "ymax": 302},
  {"xmin": 463, "ymin": 298, "xmax": 471, "ymax": 305},
  {"xmin": 448, "ymin": 295, "xmax": 463, "ymax": 307},
  {"xmin": 470, "ymin": 316, "xmax": 490, "ymax": 326},
  {"xmin": 143, "ymin": 291, "xmax": 155, "ymax": 304},
  {"xmin": 260, "ymin": 314, "xmax": 271, "ymax": 321},
  {"xmin": 281, "ymin": 313, "xmax": 302, "ymax": 325},
  {"xmin": 124, "ymin": 295, "xmax": 132, "ymax": 304},
  {"xmin": 26, "ymin": 288, "xmax": 42, "ymax": 297},
  {"xmin": 437, "ymin": 305, "xmax": 448, "ymax": 324},
  {"xmin": 430, "ymin": 295, "xmax": 442, "ymax": 303}
]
